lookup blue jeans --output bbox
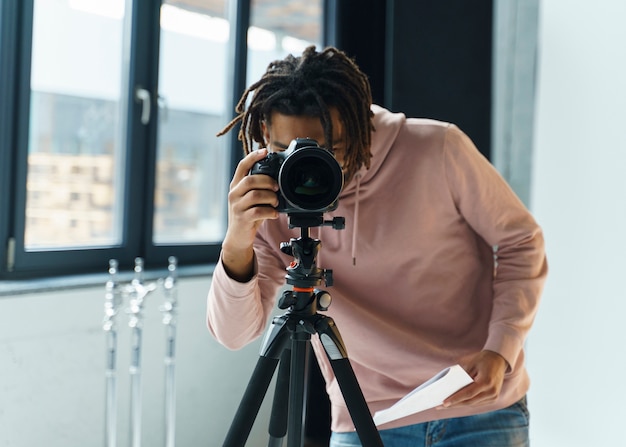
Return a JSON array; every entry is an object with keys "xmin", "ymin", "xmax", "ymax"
[{"xmin": 330, "ymin": 397, "xmax": 529, "ymax": 447}]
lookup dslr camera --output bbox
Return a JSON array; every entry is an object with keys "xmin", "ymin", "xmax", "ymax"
[{"xmin": 250, "ymin": 138, "xmax": 344, "ymax": 214}]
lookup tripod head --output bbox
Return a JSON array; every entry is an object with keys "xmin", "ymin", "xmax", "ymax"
[{"xmin": 277, "ymin": 212, "xmax": 344, "ymax": 312}]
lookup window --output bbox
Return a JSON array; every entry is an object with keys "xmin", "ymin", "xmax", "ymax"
[{"xmin": 0, "ymin": 0, "xmax": 323, "ymax": 278}]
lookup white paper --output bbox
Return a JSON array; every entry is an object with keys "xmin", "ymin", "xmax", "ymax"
[{"xmin": 372, "ymin": 364, "xmax": 473, "ymax": 426}]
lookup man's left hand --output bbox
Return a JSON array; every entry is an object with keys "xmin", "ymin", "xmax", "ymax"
[{"xmin": 441, "ymin": 350, "xmax": 508, "ymax": 408}]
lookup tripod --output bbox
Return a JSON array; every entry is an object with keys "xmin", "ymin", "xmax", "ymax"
[{"xmin": 222, "ymin": 214, "xmax": 384, "ymax": 447}]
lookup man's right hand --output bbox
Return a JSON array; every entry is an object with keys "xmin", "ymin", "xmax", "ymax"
[{"xmin": 220, "ymin": 148, "xmax": 280, "ymax": 282}]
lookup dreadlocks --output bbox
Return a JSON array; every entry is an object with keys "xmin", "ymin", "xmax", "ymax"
[{"xmin": 217, "ymin": 46, "xmax": 375, "ymax": 184}]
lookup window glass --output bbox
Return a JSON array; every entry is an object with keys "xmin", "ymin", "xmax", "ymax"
[
  {"xmin": 25, "ymin": 0, "xmax": 127, "ymax": 249},
  {"xmin": 248, "ymin": 0, "xmax": 323, "ymax": 84},
  {"xmin": 153, "ymin": 0, "xmax": 229, "ymax": 244},
  {"xmin": 153, "ymin": 0, "xmax": 323, "ymax": 245}
]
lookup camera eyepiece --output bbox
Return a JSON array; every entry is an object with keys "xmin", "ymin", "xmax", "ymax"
[{"xmin": 250, "ymin": 138, "xmax": 343, "ymax": 214}]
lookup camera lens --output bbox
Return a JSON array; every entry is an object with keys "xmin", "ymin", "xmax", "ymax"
[{"xmin": 278, "ymin": 146, "xmax": 343, "ymax": 211}]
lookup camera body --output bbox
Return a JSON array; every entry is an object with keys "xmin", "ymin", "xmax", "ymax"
[{"xmin": 250, "ymin": 138, "xmax": 343, "ymax": 214}]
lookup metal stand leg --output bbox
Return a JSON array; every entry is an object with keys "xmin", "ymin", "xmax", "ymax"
[
  {"xmin": 161, "ymin": 256, "xmax": 179, "ymax": 447},
  {"xmin": 103, "ymin": 259, "xmax": 121, "ymax": 447},
  {"xmin": 126, "ymin": 258, "xmax": 158, "ymax": 447}
]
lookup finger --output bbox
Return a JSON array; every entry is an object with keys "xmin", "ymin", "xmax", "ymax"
[
  {"xmin": 229, "ymin": 168, "xmax": 279, "ymax": 216},
  {"xmin": 441, "ymin": 377, "xmax": 501, "ymax": 408},
  {"xmin": 245, "ymin": 203, "xmax": 280, "ymax": 223},
  {"xmin": 232, "ymin": 148, "xmax": 270, "ymax": 186},
  {"xmin": 230, "ymin": 172, "xmax": 279, "ymax": 210},
  {"xmin": 440, "ymin": 383, "xmax": 481, "ymax": 408},
  {"xmin": 243, "ymin": 170, "xmax": 279, "ymax": 192},
  {"xmin": 241, "ymin": 189, "xmax": 280, "ymax": 214}
]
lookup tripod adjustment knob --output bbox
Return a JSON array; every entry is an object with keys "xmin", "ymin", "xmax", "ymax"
[
  {"xmin": 279, "ymin": 242, "xmax": 293, "ymax": 256},
  {"xmin": 315, "ymin": 290, "xmax": 332, "ymax": 311},
  {"xmin": 325, "ymin": 216, "xmax": 345, "ymax": 230},
  {"xmin": 278, "ymin": 290, "xmax": 297, "ymax": 309}
]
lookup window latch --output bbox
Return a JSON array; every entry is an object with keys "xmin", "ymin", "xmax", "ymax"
[
  {"xmin": 6, "ymin": 237, "xmax": 15, "ymax": 272},
  {"xmin": 135, "ymin": 87, "xmax": 151, "ymax": 125}
]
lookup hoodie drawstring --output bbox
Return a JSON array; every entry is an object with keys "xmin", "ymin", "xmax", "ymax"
[{"xmin": 351, "ymin": 173, "xmax": 362, "ymax": 266}]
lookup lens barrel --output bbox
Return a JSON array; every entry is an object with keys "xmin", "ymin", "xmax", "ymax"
[{"xmin": 278, "ymin": 146, "xmax": 343, "ymax": 212}]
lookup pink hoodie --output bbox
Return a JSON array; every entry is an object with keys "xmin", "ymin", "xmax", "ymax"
[{"xmin": 207, "ymin": 105, "xmax": 547, "ymax": 432}]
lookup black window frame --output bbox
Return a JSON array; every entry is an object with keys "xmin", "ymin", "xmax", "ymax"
[{"xmin": 0, "ymin": 0, "xmax": 251, "ymax": 279}]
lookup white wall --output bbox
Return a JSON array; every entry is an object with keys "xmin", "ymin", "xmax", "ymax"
[
  {"xmin": 0, "ymin": 276, "xmax": 274, "ymax": 446},
  {"xmin": 527, "ymin": 0, "xmax": 626, "ymax": 445}
]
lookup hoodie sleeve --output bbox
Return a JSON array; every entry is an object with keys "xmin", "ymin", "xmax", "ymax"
[
  {"xmin": 206, "ymin": 230, "xmax": 286, "ymax": 350},
  {"xmin": 443, "ymin": 124, "xmax": 548, "ymax": 370}
]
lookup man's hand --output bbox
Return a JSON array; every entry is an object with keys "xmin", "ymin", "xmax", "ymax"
[
  {"xmin": 221, "ymin": 148, "xmax": 280, "ymax": 282},
  {"xmin": 441, "ymin": 350, "xmax": 508, "ymax": 408}
]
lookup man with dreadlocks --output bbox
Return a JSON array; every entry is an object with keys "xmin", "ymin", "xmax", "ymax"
[{"xmin": 207, "ymin": 46, "xmax": 547, "ymax": 447}]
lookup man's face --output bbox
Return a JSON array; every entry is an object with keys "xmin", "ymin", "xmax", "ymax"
[{"xmin": 261, "ymin": 109, "xmax": 345, "ymax": 166}]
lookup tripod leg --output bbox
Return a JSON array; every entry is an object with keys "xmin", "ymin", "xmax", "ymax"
[
  {"xmin": 316, "ymin": 317, "xmax": 384, "ymax": 447},
  {"xmin": 267, "ymin": 349, "xmax": 291, "ymax": 446},
  {"xmin": 223, "ymin": 316, "xmax": 291, "ymax": 447},
  {"xmin": 223, "ymin": 356, "xmax": 280, "ymax": 446},
  {"xmin": 287, "ymin": 333, "xmax": 311, "ymax": 447}
]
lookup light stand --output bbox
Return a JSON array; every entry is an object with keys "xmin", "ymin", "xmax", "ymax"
[{"xmin": 127, "ymin": 258, "xmax": 158, "ymax": 447}]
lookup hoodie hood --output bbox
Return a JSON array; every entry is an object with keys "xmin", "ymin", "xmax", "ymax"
[
  {"xmin": 339, "ymin": 104, "xmax": 406, "ymax": 197},
  {"xmin": 333, "ymin": 105, "xmax": 405, "ymax": 264}
]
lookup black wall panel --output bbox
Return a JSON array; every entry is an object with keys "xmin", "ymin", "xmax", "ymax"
[
  {"xmin": 387, "ymin": 1, "xmax": 493, "ymax": 157},
  {"xmin": 328, "ymin": 0, "xmax": 493, "ymax": 158}
]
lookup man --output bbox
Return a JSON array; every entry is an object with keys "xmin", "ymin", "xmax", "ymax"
[{"xmin": 207, "ymin": 46, "xmax": 547, "ymax": 446}]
